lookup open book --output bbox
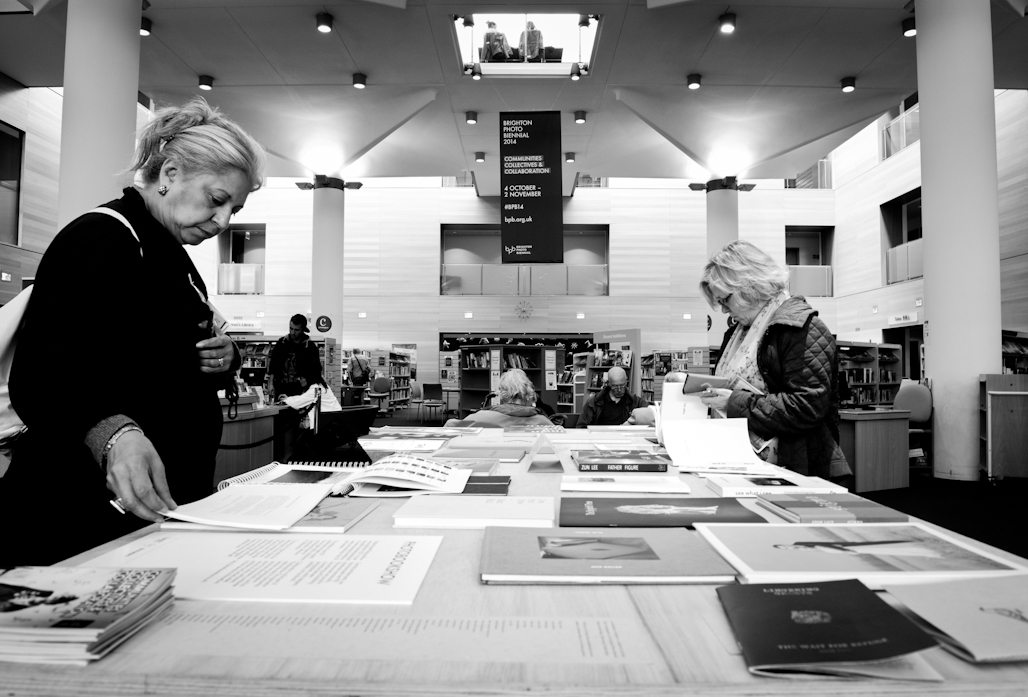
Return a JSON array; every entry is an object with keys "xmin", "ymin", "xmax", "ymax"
[
  {"xmin": 330, "ymin": 454, "xmax": 473, "ymax": 497},
  {"xmin": 678, "ymin": 372, "xmax": 763, "ymax": 395},
  {"xmin": 217, "ymin": 461, "xmax": 367, "ymax": 491}
]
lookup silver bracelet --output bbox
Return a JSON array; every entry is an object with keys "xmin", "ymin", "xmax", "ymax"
[{"xmin": 100, "ymin": 424, "xmax": 143, "ymax": 471}]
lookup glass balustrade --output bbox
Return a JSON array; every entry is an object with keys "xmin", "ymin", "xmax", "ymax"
[
  {"xmin": 787, "ymin": 265, "xmax": 833, "ymax": 297},
  {"xmin": 882, "ymin": 104, "xmax": 920, "ymax": 160},
  {"xmin": 218, "ymin": 263, "xmax": 265, "ymax": 294},
  {"xmin": 440, "ymin": 263, "xmax": 608, "ymax": 296}
]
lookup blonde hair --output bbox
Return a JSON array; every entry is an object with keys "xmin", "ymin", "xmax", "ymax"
[
  {"xmin": 496, "ymin": 369, "xmax": 536, "ymax": 406},
  {"xmin": 700, "ymin": 240, "xmax": 789, "ymax": 309},
  {"xmin": 129, "ymin": 98, "xmax": 266, "ymax": 192}
]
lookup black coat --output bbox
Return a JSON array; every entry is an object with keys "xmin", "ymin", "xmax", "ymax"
[
  {"xmin": 1, "ymin": 188, "xmax": 230, "ymax": 565},
  {"xmin": 719, "ymin": 296, "xmax": 849, "ymax": 479}
]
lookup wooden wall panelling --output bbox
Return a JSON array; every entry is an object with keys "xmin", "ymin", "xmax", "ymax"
[
  {"xmin": 609, "ymin": 187, "xmax": 671, "ymax": 297},
  {"xmin": 996, "ymin": 89, "xmax": 1028, "ymax": 260},
  {"xmin": 884, "ymin": 278, "xmax": 924, "ymax": 322},
  {"xmin": 876, "ymin": 142, "xmax": 921, "ymax": 206},
  {"xmin": 257, "ymin": 187, "xmax": 312, "ymax": 297},
  {"xmin": 19, "ymin": 88, "xmax": 61, "ymax": 254},
  {"xmin": 563, "ymin": 187, "xmax": 610, "ymax": 223},
  {"xmin": 740, "ymin": 190, "xmax": 785, "ymax": 265},
  {"xmin": 1000, "ymin": 254, "xmax": 1028, "ymax": 333},
  {"xmin": 781, "ymin": 189, "xmax": 835, "ymax": 227},
  {"xmin": 668, "ymin": 192, "xmax": 705, "ymax": 298},
  {"xmin": 833, "ymin": 170, "xmax": 884, "ymax": 297},
  {"xmin": 829, "ymin": 120, "xmax": 880, "ymax": 189},
  {"xmin": 806, "ymin": 297, "xmax": 838, "ymax": 334}
]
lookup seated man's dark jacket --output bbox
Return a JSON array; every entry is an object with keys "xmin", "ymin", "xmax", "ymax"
[{"xmin": 578, "ymin": 386, "xmax": 648, "ymax": 427}]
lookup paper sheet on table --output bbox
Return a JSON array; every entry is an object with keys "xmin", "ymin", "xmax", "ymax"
[
  {"xmin": 163, "ymin": 483, "xmax": 331, "ymax": 530},
  {"xmin": 655, "ymin": 382, "xmax": 708, "ymax": 445},
  {"xmin": 662, "ymin": 418, "xmax": 769, "ymax": 471}
]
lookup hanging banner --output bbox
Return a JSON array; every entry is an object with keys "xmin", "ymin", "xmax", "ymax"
[{"xmin": 500, "ymin": 110, "xmax": 563, "ymax": 263}]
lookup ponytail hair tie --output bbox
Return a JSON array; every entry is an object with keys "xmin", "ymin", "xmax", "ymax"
[{"xmin": 158, "ymin": 134, "xmax": 175, "ymax": 152}]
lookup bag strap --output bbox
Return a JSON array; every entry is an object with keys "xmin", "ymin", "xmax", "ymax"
[{"xmin": 88, "ymin": 207, "xmax": 143, "ymax": 257}]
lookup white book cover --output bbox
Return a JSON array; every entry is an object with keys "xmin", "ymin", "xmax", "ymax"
[
  {"xmin": 694, "ymin": 522, "xmax": 1028, "ymax": 589},
  {"xmin": 885, "ymin": 575, "xmax": 1028, "ymax": 663},
  {"xmin": 163, "ymin": 483, "xmax": 331, "ymax": 530},
  {"xmin": 705, "ymin": 472, "xmax": 845, "ymax": 498},
  {"xmin": 331, "ymin": 454, "xmax": 472, "ymax": 497},
  {"xmin": 87, "ymin": 531, "xmax": 442, "ymax": 605},
  {"xmin": 560, "ymin": 474, "xmax": 691, "ymax": 494},
  {"xmin": 393, "ymin": 495, "xmax": 555, "ymax": 529}
]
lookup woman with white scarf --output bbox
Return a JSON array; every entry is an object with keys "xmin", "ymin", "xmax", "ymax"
[{"xmin": 698, "ymin": 241, "xmax": 850, "ymax": 485}]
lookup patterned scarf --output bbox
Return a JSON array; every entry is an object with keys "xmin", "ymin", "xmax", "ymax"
[{"xmin": 714, "ymin": 291, "xmax": 791, "ymax": 462}]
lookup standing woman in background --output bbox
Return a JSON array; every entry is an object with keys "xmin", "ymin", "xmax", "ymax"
[
  {"xmin": 0, "ymin": 98, "xmax": 265, "ymax": 566},
  {"xmin": 698, "ymin": 240, "xmax": 850, "ymax": 485}
]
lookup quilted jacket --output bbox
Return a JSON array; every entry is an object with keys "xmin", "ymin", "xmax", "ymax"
[{"xmin": 719, "ymin": 296, "xmax": 850, "ymax": 479}]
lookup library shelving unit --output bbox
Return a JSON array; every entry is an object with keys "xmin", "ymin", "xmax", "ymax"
[
  {"xmin": 458, "ymin": 345, "xmax": 565, "ymax": 418},
  {"xmin": 585, "ymin": 349, "xmax": 634, "ymax": 399},
  {"xmin": 235, "ymin": 335, "xmax": 340, "ymax": 400},
  {"xmin": 557, "ymin": 366, "xmax": 576, "ymax": 414},
  {"xmin": 572, "ymin": 352, "xmax": 591, "ymax": 413},
  {"xmin": 837, "ymin": 341, "xmax": 902, "ymax": 408},
  {"xmin": 979, "ymin": 374, "xmax": 1028, "ymax": 480},
  {"xmin": 641, "ymin": 353, "xmax": 655, "ymax": 403},
  {"xmin": 1001, "ymin": 331, "xmax": 1028, "ymax": 374},
  {"xmin": 389, "ymin": 352, "xmax": 411, "ymax": 411}
]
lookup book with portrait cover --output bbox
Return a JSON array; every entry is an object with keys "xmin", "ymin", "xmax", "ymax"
[
  {"xmin": 558, "ymin": 496, "xmax": 765, "ymax": 528},
  {"xmin": 480, "ymin": 526, "xmax": 736, "ymax": 584},
  {"xmin": 716, "ymin": 579, "xmax": 942, "ymax": 681},
  {"xmin": 756, "ymin": 493, "xmax": 908, "ymax": 524},
  {"xmin": 571, "ymin": 449, "xmax": 670, "ymax": 472}
]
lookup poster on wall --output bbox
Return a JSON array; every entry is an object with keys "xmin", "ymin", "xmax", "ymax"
[{"xmin": 499, "ymin": 110, "xmax": 563, "ymax": 263}]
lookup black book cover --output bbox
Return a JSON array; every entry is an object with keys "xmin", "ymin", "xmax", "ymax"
[
  {"xmin": 559, "ymin": 496, "xmax": 765, "ymax": 528},
  {"xmin": 716, "ymin": 579, "xmax": 938, "ymax": 679},
  {"xmin": 572, "ymin": 450, "xmax": 670, "ymax": 472}
]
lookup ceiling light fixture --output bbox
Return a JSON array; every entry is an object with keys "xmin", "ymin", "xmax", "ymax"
[
  {"xmin": 841, "ymin": 76, "xmax": 856, "ymax": 93},
  {"xmin": 140, "ymin": 17, "xmax": 152, "ymax": 36},
  {"xmin": 565, "ymin": 152, "xmax": 575, "ymax": 163},
  {"xmin": 579, "ymin": 14, "xmax": 590, "ymax": 28},
  {"xmin": 198, "ymin": 75, "xmax": 213, "ymax": 91},
  {"xmin": 719, "ymin": 13, "xmax": 736, "ymax": 34},
  {"xmin": 687, "ymin": 73, "xmax": 701, "ymax": 90},
  {"xmin": 574, "ymin": 110, "xmax": 586, "ymax": 124},
  {"xmin": 570, "ymin": 64, "xmax": 582, "ymax": 81},
  {"xmin": 353, "ymin": 72, "xmax": 367, "ymax": 89},
  {"xmin": 462, "ymin": 16, "xmax": 474, "ymax": 28},
  {"xmin": 577, "ymin": 313, "xmax": 585, "ymax": 319},
  {"xmin": 358, "ymin": 312, "xmax": 367, "ymax": 318},
  {"xmin": 316, "ymin": 13, "xmax": 333, "ymax": 33},
  {"xmin": 475, "ymin": 151, "xmax": 485, "ymax": 162},
  {"xmin": 466, "ymin": 111, "xmax": 477, "ymax": 124},
  {"xmin": 471, "ymin": 63, "xmax": 482, "ymax": 80},
  {"xmin": 464, "ymin": 312, "xmax": 474, "ymax": 319},
  {"xmin": 902, "ymin": 17, "xmax": 916, "ymax": 37}
]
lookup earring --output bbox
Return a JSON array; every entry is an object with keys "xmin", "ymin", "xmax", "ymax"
[{"xmin": 158, "ymin": 185, "xmax": 168, "ymax": 196}]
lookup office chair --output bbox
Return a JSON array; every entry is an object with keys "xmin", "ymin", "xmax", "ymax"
[
  {"xmin": 422, "ymin": 383, "xmax": 445, "ymax": 423},
  {"xmin": 367, "ymin": 376, "xmax": 392, "ymax": 416},
  {"xmin": 893, "ymin": 379, "xmax": 933, "ymax": 470}
]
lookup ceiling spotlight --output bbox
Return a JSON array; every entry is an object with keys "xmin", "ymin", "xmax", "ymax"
[
  {"xmin": 475, "ymin": 151, "xmax": 485, "ymax": 162},
  {"xmin": 574, "ymin": 110, "xmax": 586, "ymax": 124},
  {"xmin": 471, "ymin": 63, "xmax": 482, "ymax": 80},
  {"xmin": 198, "ymin": 75, "xmax": 213, "ymax": 91},
  {"xmin": 353, "ymin": 72, "xmax": 366, "ymax": 89},
  {"xmin": 687, "ymin": 73, "xmax": 701, "ymax": 90},
  {"xmin": 688, "ymin": 183, "xmax": 706, "ymax": 191},
  {"xmin": 902, "ymin": 17, "xmax": 916, "ymax": 37},
  {"xmin": 317, "ymin": 13, "xmax": 333, "ymax": 33},
  {"xmin": 570, "ymin": 64, "xmax": 582, "ymax": 81},
  {"xmin": 719, "ymin": 13, "xmax": 736, "ymax": 34},
  {"xmin": 140, "ymin": 17, "xmax": 152, "ymax": 36},
  {"xmin": 466, "ymin": 111, "xmax": 477, "ymax": 124},
  {"xmin": 579, "ymin": 14, "xmax": 590, "ymax": 28},
  {"xmin": 565, "ymin": 152, "xmax": 575, "ymax": 163},
  {"xmin": 841, "ymin": 76, "xmax": 856, "ymax": 93},
  {"xmin": 344, "ymin": 181, "xmax": 363, "ymax": 190},
  {"xmin": 462, "ymin": 16, "xmax": 474, "ymax": 28}
]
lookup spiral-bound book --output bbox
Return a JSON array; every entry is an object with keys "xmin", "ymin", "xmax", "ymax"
[{"xmin": 217, "ymin": 461, "xmax": 367, "ymax": 491}]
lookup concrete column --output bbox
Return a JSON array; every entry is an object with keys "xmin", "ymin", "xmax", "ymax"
[
  {"xmin": 58, "ymin": 0, "xmax": 141, "ymax": 228},
  {"xmin": 706, "ymin": 181, "xmax": 739, "ymax": 346},
  {"xmin": 311, "ymin": 178, "xmax": 346, "ymax": 345},
  {"xmin": 917, "ymin": 0, "xmax": 1002, "ymax": 481}
]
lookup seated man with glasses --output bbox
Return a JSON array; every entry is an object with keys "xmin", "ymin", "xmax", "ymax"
[{"xmin": 578, "ymin": 366, "xmax": 649, "ymax": 427}]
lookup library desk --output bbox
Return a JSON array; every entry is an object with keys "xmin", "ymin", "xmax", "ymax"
[
  {"xmin": 214, "ymin": 404, "xmax": 288, "ymax": 487},
  {"xmin": 839, "ymin": 409, "xmax": 910, "ymax": 493},
  {"xmin": 3, "ymin": 433, "xmax": 1028, "ymax": 697}
]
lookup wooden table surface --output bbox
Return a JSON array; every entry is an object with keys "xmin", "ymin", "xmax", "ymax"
[{"xmin": 3, "ymin": 432, "xmax": 1028, "ymax": 697}]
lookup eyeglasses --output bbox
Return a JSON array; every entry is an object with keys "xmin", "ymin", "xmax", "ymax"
[
  {"xmin": 608, "ymin": 382, "xmax": 628, "ymax": 390},
  {"xmin": 714, "ymin": 293, "xmax": 733, "ymax": 310}
]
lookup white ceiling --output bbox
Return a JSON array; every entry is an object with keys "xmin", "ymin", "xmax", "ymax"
[{"xmin": 1, "ymin": 0, "xmax": 1027, "ymax": 195}]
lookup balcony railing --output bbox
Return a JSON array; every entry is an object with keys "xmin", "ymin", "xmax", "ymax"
[
  {"xmin": 887, "ymin": 239, "xmax": 923, "ymax": 284},
  {"xmin": 441, "ymin": 263, "xmax": 608, "ymax": 296},
  {"xmin": 787, "ymin": 265, "xmax": 833, "ymax": 297},
  {"xmin": 218, "ymin": 263, "xmax": 265, "ymax": 294},
  {"xmin": 882, "ymin": 104, "xmax": 920, "ymax": 159}
]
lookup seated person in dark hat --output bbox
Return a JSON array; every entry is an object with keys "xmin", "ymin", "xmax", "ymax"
[{"xmin": 269, "ymin": 314, "xmax": 325, "ymax": 398}]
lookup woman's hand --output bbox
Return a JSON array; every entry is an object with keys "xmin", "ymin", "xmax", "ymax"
[
  {"xmin": 104, "ymin": 431, "xmax": 177, "ymax": 522},
  {"xmin": 698, "ymin": 387, "xmax": 732, "ymax": 412},
  {"xmin": 197, "ymin": 326, "xmax": 235, "ymax": 374}
]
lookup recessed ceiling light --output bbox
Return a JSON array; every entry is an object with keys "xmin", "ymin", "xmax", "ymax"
[
  {"xmin": 198, "ymin": 75, "xmax": 213, "ymax": 90},
  {"xmin": 316, "ymin": 13, "xmax": 332, "ymax": 33},
  {"xmin": 687, "ymin": 73, "xmax": 701, "ymax": 90},
  {"xmin": 475, "ymin": 152, "xmax": 485, "ymax": 162},
  {"xmin": 140, "ymin": 17, "xmax": 152, "ymax": 36},
  {"xmin": 574, "ymin": 110, "xmax": 586, "ymax": 124},
  {"xmin": 466, "ymin": 111, "xmax": 477, "ymax": 124},
  {"xmin": 565, "ymin": 152, "xmax": 575, "ymax": 163},
  {"xmin": 902, "ymin": 17, "xmax": 916, "ymax": 37},
  {"xmin": 719, "ymin": 13, "xmax": 736, "ymax": 34},
  {"xmin": 471, "ymin": 63, "xmax": 482, "ymax": 80},
  {"xmin": 841, "ymin": 76, "xmax": 856, "ymax": 93},
  {"xmin": 353, "ymin": 72, "xmax": 367, "ymax": 89}
]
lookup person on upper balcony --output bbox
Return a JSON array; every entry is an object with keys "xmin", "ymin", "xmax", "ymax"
[
  {"xmin": 519, "ymin": 20, "xmax": 543, "ymax": 61},
  {"xmin": 482, "ymin": 21, "xmax": 511, "ymax": 62}
]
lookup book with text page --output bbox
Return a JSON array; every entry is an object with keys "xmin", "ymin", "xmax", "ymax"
[{"xmin": 392, "ymin": 495, "xmax": 554, "ymax": 529}]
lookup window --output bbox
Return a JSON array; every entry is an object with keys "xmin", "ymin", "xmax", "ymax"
[
  {"xmin": 217, "ymin": 223, "xmax": 266, "ymax": 294},
  {"xmin": 0, "ymin": 120, "xmax": 24, "ymax": 247},
  {"xmin": 454, "ymin": 14, "xmax": 598, "ymax": 78},
  {"xmin": 441, "ymin": 224, "xmax": 608, "ymax": 296},
  {"xmin": 785, "ymin": 226, "xmax": 834, "ymax": 297},
  {"xmin": 881, "ymin": 188, "xmax": 923, "ymax": 284}
]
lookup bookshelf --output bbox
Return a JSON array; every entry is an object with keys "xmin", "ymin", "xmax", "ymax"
[
  {"xmin": 837, "ymin": 341, "xmax": 902, "ymax": 408},
  {"xmin": 641, "ymin": 353, "xmax": 655, "ymax": 403},
  {"xmin": 458, "ymin": 345, "xmax": 565, "ymax": 418},
  {"xmin": 1001, "ymin": 331, "xmax": 1028, "ymax": 374},
  {"xmin": 389, "ymin": 352, "xmax": 411, "ymax": 410},
  {"xmin": 235, "ymin": 336, "xmax": 340, "ymax": 400},
  {"xmin": 979, "ymin": 374, "xmax": 1028, "ymax": 480},
  {"xmin": 572, "ymin": 352, "xmax": 591, "ymax": 412}
]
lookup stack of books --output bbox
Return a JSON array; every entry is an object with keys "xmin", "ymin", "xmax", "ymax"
[
  {"xmin": 0, "ymin": 566, "xmax": 175, "ymax": 665},
  {"xmin": 571, "ymin": 449, "xmax": 670, "ymax": 472}
]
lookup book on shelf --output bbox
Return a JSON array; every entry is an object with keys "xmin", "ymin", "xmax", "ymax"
[
  {"xmin": 332, "ymin": 454, "xmax": 473, "ymax": 498},
  {"xmin": 0, "ymin": 566, "xmax": 176, "ymax": 666},
  {"xmin": 162, "ymin": 497, "xmax": 379, "ymax": 534},
  {"xmin": 479, "ymin": 526, "xmax": 736, "ymax": 585},
  {"xmin": 87, "ymin": 531, "xmax": 441, "ymax": 605},
  {"xmin": 756, "ymin": 493, "xmax": 908, "ymax": 524},
  {"xmin": 716, "ymin": 579, "xmax": 942, "ymax": 681},
  {"xmin": 560, "ymin": 474, "xmax": 690, "ymax": 494},
  {"xmin": 694, "ymin": 522, "xmax": 1028, "ymax": 589},
  {"xmin": 217, "ymin": 461, "xmax": 366, "ymax": 490},
  {"xmin": 706, "ymin": 472, "xmax": 847, "ymax": 498},
  {"xmin": 559, "ymin": 496, "xmax": 765, "ymax": 528},
  {"xmin": 884, "ymin": 575, "xmax": 1028, "ymax": 664},
  {"xmin": 392, "ymin": 495, "xmax": 554, "ymax": 529},
  {"xmin": 572, "ymin": 449, "xmax": 670, "ymax": 472}
]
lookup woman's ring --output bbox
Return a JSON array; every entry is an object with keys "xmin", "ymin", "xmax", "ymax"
[{"xmin": 218, "ymin": 357, "xmax": 224, "ymax": 367}]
